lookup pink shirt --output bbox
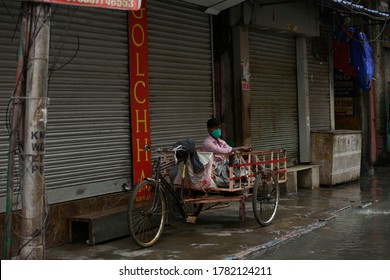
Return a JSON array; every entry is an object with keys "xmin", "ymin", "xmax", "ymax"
[{"xmin": 202, "ymin": 135, "xmax": 232, "ymax": 161}]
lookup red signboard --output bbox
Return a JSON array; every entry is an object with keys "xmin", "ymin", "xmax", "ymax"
[
  {"xmin": 27, "ymin": 0, "xmax": 141, "ymax": 11},
  {"xmin": 129, "ymin": 1, "xmax": 151, "ymax": 184}
]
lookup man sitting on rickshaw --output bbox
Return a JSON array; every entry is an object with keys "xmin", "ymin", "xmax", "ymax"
[{"xmin": 202, "ymin": 118, "xmax": 251, "ymax": 187}]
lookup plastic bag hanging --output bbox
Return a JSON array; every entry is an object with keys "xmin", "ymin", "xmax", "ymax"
[{"xmin": 351, "ymin": 31, "xmax": 374, "ymax": 90}]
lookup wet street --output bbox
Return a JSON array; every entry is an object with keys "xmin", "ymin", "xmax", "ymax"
[
  {"xmin": 39, "ymin": 167, "xmax": 390, "ymax": 260},
  {"xmin": 4, "ymin": 168, "xmax": 390, "ymax": 280},
  {"xmin": 248, "ymin": 167, "xmax": 390, "ymax": 260}
]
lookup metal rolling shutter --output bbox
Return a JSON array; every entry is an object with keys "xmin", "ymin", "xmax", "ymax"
[
  {"xmin": 1, "ymin": 3, "xmax": 131, "ymax": 206},
  {"xmin": 46, "ymin": 5, "xmax": 131, "ymax": 195},
  {"xmin": 307, "ymin": 28, "xmax": 331, "ymax": 131},
  {"xmin": 147, "ymin": 0, "xmax": 213, "ymax": 149},
  {"xmin": 0, "ymin": 0, "xmax": 21, "ymax": 203},
  {"xmin": 249, "ymin": 29, "xmax": 299, "ymax": 166}
]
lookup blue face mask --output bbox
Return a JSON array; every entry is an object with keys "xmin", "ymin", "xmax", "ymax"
[{"xmin": 211, "ymin": 129, "xmax": 222, "ymax": 139}]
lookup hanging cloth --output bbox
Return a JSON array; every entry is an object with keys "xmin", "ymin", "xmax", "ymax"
[{"xmin": 351, "ymin": 30, "xmax": 374, "ymax": 90}]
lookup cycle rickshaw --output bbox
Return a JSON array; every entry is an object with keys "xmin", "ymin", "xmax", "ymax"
[{"xmin": 127, "ymin": 140, "xmax": 287, "ymax": 248}]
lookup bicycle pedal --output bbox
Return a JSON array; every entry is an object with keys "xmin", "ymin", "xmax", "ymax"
[{"xmin": 186, "ymin": 216, "xmax": 197, "ymax": 224}]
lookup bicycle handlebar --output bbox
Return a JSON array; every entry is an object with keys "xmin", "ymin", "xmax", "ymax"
[{"xmin": 143, "ymin": 144, "xmax": 186, "ymax": 154}]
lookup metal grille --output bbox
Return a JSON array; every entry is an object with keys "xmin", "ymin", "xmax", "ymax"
[
  {"xmin": 307, "ymin": 26, "xmax": 331, "ymax": 131},
  {"xmin": 0, "ymin": 2, "xmax": 131, "ymax": 209},
  {"xmin": 0, "ymin": 0, "xmax": 22, "ymax": 199},
  {"xmin": 147, "ymin": 0, "xmax": 213, "ymax": 150},
  {"xmin": 249, "ymin": 29, "xmax": 299, "ymax": 166},
  {"xmin": 46, "ymin": 5, "xmax": 131, "ymax": 190}
]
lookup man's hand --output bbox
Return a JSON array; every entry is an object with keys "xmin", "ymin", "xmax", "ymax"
[
  {"xmin": 233, "ymin": 145, "xmax": 252, "ymax": 152},
  {"xmin": 242, "ymin": 144, "xmax": 252, "ymax": 152}
]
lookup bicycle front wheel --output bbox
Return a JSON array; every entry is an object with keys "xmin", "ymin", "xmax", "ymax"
[
  {"xmin": 128, "ymin": 179, "xmax": 167, "ymax": 248},
  {"xmin": 252, "ymin": 169, "xmax": 279, "ymax": 226}
]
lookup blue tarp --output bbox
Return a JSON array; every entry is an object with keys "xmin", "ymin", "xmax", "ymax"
[{"xmin": 350, "ymin": 30, "xmax": 374, "ymax": 90}]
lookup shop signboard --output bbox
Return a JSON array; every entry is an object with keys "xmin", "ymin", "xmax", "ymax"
[
  {"xmin": 25, "ymin": 0, "xmax": 142, "ymax": 11},
  {"xmin": 129, "ymin": 1, "xmax": 151, "ymax": 184},
  {"xmin": 334, "ymin": 70, "xmax": 355, "ymax": 116}
]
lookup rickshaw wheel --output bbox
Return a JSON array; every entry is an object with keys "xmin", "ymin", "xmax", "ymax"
[
  {"xmin": 128, "ymin": 179, "xmax": 167, "ymax": 248},
  {"xmin": 252, "ymin": 169, "xmax": 279, "ymax": 226}
]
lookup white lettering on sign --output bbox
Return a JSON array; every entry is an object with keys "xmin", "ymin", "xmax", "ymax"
[{"xmin": 27, "ymin": 0, "xmax": 142, "ymax": 11}]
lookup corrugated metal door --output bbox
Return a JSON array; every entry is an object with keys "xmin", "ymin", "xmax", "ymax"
[
  {"xmin": 0, "ymin": 0, "xmax": 21, "ymax": 206},
  {"xmin": 147, "ymin": 0, "xmax": 213, "ymax": 149},
  {"xmin": 307, "ymin": 27, "xmax": 331, "ymax": 131},
  {"xmin": 249, "ymin": 29, "xmax": 299, "ymax": 165},
  {"xmin": 46, "ymin": 6, "xmax": 131, "ymax": 198},
  {"xmin": 0, "ymin": 3, "xmax": 131, "ymax": 208}
]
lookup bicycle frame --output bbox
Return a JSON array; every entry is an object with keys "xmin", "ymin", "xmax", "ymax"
[{"xmin": 148, "ymin": 149, "xmax": 189, "ymax": 214}]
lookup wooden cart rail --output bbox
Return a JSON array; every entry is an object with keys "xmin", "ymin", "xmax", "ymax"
[
  {"xmin": 221, "ymin": 149, "xmax": 287, "ymax": 191},
  {"xmin": 163, "ymin": 148, "xmax": 287, "ymax": 192}
]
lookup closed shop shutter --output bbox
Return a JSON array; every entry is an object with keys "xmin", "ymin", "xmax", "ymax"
[
  {"xmin": 46, "ymin": 6, "xmax": 131, "ymax": 196},
  {"xmin": 249, "ymin": 29, "xmax": 299, "ymax": 166},
  {"xmin": 0, "ymin": 0, "xmax": 21, "ymax": 205},
  {"xmin": 307, "ymin": 26, "xmax": 331, "ymax": 131},
  {"xmin": 147, "ymin": 0, "xmax": 213, "ymax": 149},
  {"xmin": 0, "ymin": 2, "xmax": 131, "ymax": 209}
]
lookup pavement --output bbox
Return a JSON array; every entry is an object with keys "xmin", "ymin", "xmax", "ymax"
[{"xmin": 45, "ymin": 168, "xmax": 382, "ymax": 260}]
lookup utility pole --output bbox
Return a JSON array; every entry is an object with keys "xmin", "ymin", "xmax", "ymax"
[
  {"xmin": 371, "ymin": 0, "xmax": 386, "ymax": 164},
  {"xmin": 19, "ymin": 2, "xmax": 50, "ymax": 260},
  {"xmin": 4, "ymin": 1, "xmax": 31, "ymax": 260}
]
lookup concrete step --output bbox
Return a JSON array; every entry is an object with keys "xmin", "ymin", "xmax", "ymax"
[{"xmin": 68, "ymin": 205, "xmax": 129, "ymax": 246}]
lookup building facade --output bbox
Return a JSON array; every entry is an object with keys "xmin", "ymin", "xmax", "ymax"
[{"xmin": 0, "ymin": 0, "xmax": 388, "ymax": 255}]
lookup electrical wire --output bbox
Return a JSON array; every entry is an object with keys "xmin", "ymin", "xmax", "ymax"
[
  {"xmin": 2, "ymin": 0, "xmax": 81, "ymax": 259},
  {"xmin": 315, "ymin": 0, "xmax": 390, "ymax": 21},
  {"xmin": 3, "ymin": 1, "xmax": 53, "ymax": 259},
  {"xmin": 48, "ymin": 5, "xmax": 80, "ymax": 82}
]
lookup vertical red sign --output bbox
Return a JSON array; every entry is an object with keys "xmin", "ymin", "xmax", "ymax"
[{"xmin": 129, "ymin": 1, "xmax": 151, "ymax": 185}]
